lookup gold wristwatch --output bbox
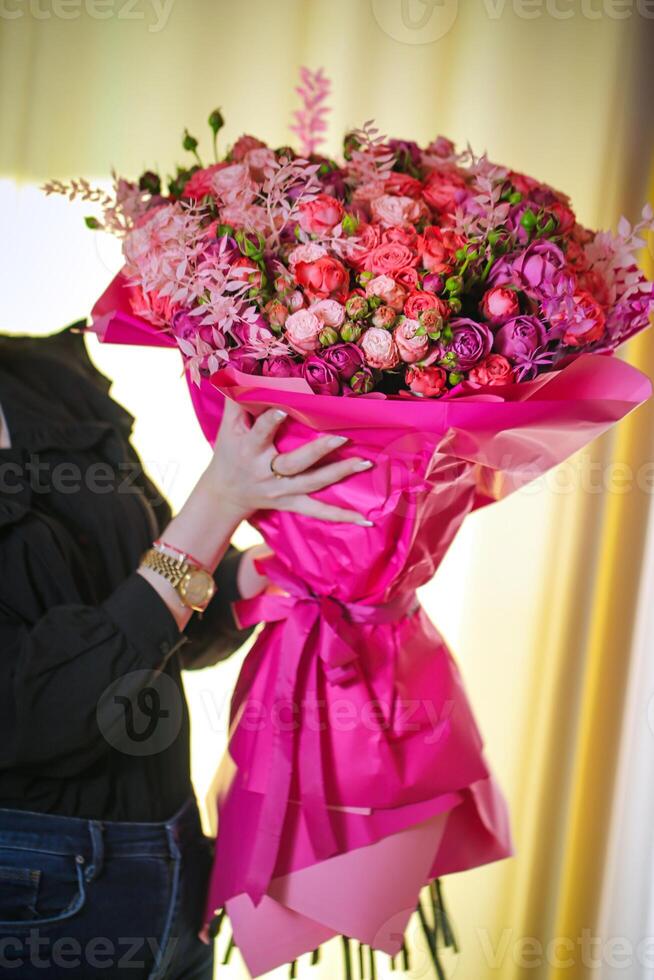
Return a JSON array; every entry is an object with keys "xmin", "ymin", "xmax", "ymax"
[{"xmin": 141, "ymin": 545, "xmax": 216, "ymax": 613}]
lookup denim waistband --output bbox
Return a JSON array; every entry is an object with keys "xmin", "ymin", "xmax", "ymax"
[{"xmin": 0, "ymin": 797, "xmax": 204, "ymax": 866}]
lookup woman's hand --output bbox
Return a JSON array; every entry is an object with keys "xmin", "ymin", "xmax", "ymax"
[
  {"xmin": 202, "ymin": 398, "xmax": 374, "ymax": 527},
  {"xmin": 237, "ymin": 544, "xmax": 273, "ymax": 599}
]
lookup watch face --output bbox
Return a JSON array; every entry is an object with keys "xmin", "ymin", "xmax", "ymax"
[{"xmin": 180, "ymin": 570, "xmax": 216, "ymax": 611}]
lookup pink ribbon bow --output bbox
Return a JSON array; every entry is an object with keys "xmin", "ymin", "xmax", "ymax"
[{"xmin": 231, "ymin": 555, "xmax": 420, "ymax": 905}]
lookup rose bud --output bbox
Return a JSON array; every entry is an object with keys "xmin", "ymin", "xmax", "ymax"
[
  {"xmin": 419, "ymin": 308, "xmax": 445, "ymax": 336},
  {"xmin": 349, "ymin": 367, "xmax": 375, "ymax": 394},
  {"xmin": 340, "ymin": 321, "xmax": 363, "ymax": 343},
  {"xmin": 319, "ymin": 326, "xmax": 340, "ymax": 347},
  {"xmin": 263, "ymin": 299, "xmax": 289, "ymax": 331},
  {"xmin": 371, "ymin": 305, "xmax": 397, "ymax": 330},
  {"xmin": 422, "ymin": 272, "xmax": 444, "ymax": 294},
  {"xmin": 287, "ymin": 290, "xmax": 305, "ymax": 313},
  {"xmin": 138, "ymin": 170, "xmax": 161, "ymax": 195},
  {"xmin": 445, "ymin": 275, "xmax": 464, "ymax": 294},
  {"xmin": 274, "ymin": 275, "xmax": 293, "ymax": 296},
  {"xmin": 345, "ymin": 295, "xmax": 370, "ymax": 321}
]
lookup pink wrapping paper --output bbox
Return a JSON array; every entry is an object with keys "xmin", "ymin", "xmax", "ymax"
[{"xmin": 92, "ymin": 274, "xmax": 651, "ymax": 976}]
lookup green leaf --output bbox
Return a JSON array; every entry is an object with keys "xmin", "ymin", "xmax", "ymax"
[
  {"xmin": 520, "ymin": 208, "xmax": 537, "ymax": 231},
  {"xmin": 84, "ymin": 216, "xmax": 101, "ymax": 230}
]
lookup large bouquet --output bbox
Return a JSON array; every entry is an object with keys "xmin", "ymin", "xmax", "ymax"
[{"xmin": 53, "ymin": 68, "xmax": 653, "ymax": 977}]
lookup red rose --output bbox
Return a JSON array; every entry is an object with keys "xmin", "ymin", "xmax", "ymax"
[
  {"xmin": 181, "ymin": 163, "xmax": 228, "ymax": 199},
  {"xmin": 547, "ymin": 200, "xmax": 576, "ymax": 235},
  {"xmin": 417, "ymin": 226, "xmax": 464, "ymax": 273},
  {"xmin": 506, "ymin": 169, "xmax": 541, "ymax": 197},
  {"xmin": 231, "ymin": 256, "xmax": 263, "ymax": 288},
  {"xmin": 562, "ymin": 290, "xmax": 606, "ymax": 347},
  {"xmin": 231, "ymin": 134, "xmax": 267, "ymax": 162},
  {"xmin": 565, "ymin": 239, "xmax": 589, "ymax": 273},
  {"xmin": 404, "ymin": 290, "xmax": 449, "ymax": 321},
  {"xmin": 369, "ymin": 242, "xmax": 418, "ymax": 277},
  {"xmin": 298, "ymin": 194, "xmax": 345, "ymax": 236},
  {"xmin": 422, "ymin": 167, "xmax": 468, "ymax": 213},
  {"xmin": 405, "ymin": 365, "xmax": 448, "ymax": 397},
  {"xmin": 295, "ymin": 256, "xmax": 349, "ymax": 301},
  {"xmin": 468, "ymin": 354, "xmax": 515, "ymax": 387},
  {"xmin": 384, "ymin": 172, "xmax": 424, "ymax": 199},
  {"xmin": 575, "ymin": 269, "xmax": 613, "ymax": 310}
]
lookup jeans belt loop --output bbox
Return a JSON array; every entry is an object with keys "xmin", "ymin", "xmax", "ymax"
[{"xmin": 85, "ymin": 820, "xmax": 105, "ymax": 882}]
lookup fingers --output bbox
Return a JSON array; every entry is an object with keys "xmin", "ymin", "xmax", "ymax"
[
  {"xmin": 278, "ymin": 457, "xmax": 373, "ymax": 495},
  {"xmin": 280, "ymin": 495, "xmax": 374, "ymax": 526},
  {"xmin": 271, "ymin": 433, "xmax": 350, "ymax": 477},
  {"xmin": 249, "ymin": 408, "xmax": 289, "ymax": 449},
  {"xmin": 215, "ymin": 397, "xmax": 251, "ymax": 445}
]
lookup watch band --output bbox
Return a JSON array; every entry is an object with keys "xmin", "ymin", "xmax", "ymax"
[{"xmin": 141, "ymin": 548, "xmax": 189, "ymax": 588}]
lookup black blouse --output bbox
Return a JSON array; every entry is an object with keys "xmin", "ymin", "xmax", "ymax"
[{"xmin": 0, "ymin": 324, "xmax": 253, "ymax": 822}]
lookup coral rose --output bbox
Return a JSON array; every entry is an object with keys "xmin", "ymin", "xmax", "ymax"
[
  {"xmin": 405, "ymin": 365, "xmax": 448, "ymax": 397},
  {"xmin": 468, "ymin": 354, "xmax": 515, "ymax": 386}
]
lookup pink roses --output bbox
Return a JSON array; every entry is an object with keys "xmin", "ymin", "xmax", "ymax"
[
  {"xmin": 285, "ymin": 310, "xmax": 323, "ymax": 354},
  {"xmin": 360, "ymin": 327, "xmax": 400, "ymax": 369},
  {"xmin": 299, "ymin": 194, "xmax": 344, "ymax": 236}
]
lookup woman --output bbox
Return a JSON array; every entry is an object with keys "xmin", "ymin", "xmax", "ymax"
[{"xmin": 0, "ymin": 323, "xmax": 373, "ymax": 979}]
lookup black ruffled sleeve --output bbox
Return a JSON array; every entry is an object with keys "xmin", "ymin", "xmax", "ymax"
[{"xmin": 0, "ymin": 511, "xmax": 184, "ymax": 772}]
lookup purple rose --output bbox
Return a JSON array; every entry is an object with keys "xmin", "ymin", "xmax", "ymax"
[
  {"xmin": 172, "ymin": 310, "xmax": 196, "ymax": 342},
  {"xmin": 512, "ymin": 241, "xmax": 566, "ymax": 291},
  {"xmin": 231, "ymin": 317, "xmax": 273, "ymax": 347},
  {"xmin": 319, "ymin": 343, "xmax": 365, "ymax": 381},
  {"xmin": 261, "ymin": 356, "xmax": 302, "ymax": 379},
  {"xmin": 493, "ymin": 315, "xmax": 545, "ymax": 359},
  {"xmin": 444, "ymin": 318, "xmax": 493, "ymax": 370},
  {"xmin": 388, "ymin": 139, "xmax": 421, "ymax": 166},
  {"xmin": 302, "ymin": 356, "xmax": 341, "ymax": 395},
  {"xmin": 229, "ymin": 348, "xmax": 261, "ymax": 375},
  {"xmin": 172, "ymin": 310, "xmax": 214, "ymax": 346},
  {"xmin": 486, "ymin": 254, "xmax": 517, "ymax": 289}
]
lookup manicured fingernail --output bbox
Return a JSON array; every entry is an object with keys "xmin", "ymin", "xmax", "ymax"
[
  {"xmin": 274, "ymin": 410, "xmax": 288, "ymax": 420},
  {"xmin": 328, "ymin": 435, "xmax": 348, "ymax": 447},
  {"xmin": 354, "ymin": 460, "xmax": 373, "ymax": 470},
  {"xmin": 358, "ymin": 519, "xmax": 374, "ymax": 527}
]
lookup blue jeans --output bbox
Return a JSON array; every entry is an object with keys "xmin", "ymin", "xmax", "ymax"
[{"xmin": 0, "ymin": 797, "xmax": 214, "ymax": 979}]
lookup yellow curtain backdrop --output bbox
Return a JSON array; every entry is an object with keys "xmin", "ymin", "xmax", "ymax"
[{"xmin": 1, "ymin": 3, "xmax": 653, "ymax": 977}]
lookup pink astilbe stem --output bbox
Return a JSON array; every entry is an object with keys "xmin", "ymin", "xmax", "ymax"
[{"xmin": 289, "ymin": 66, "xmax": 331, "ymax": 158}]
